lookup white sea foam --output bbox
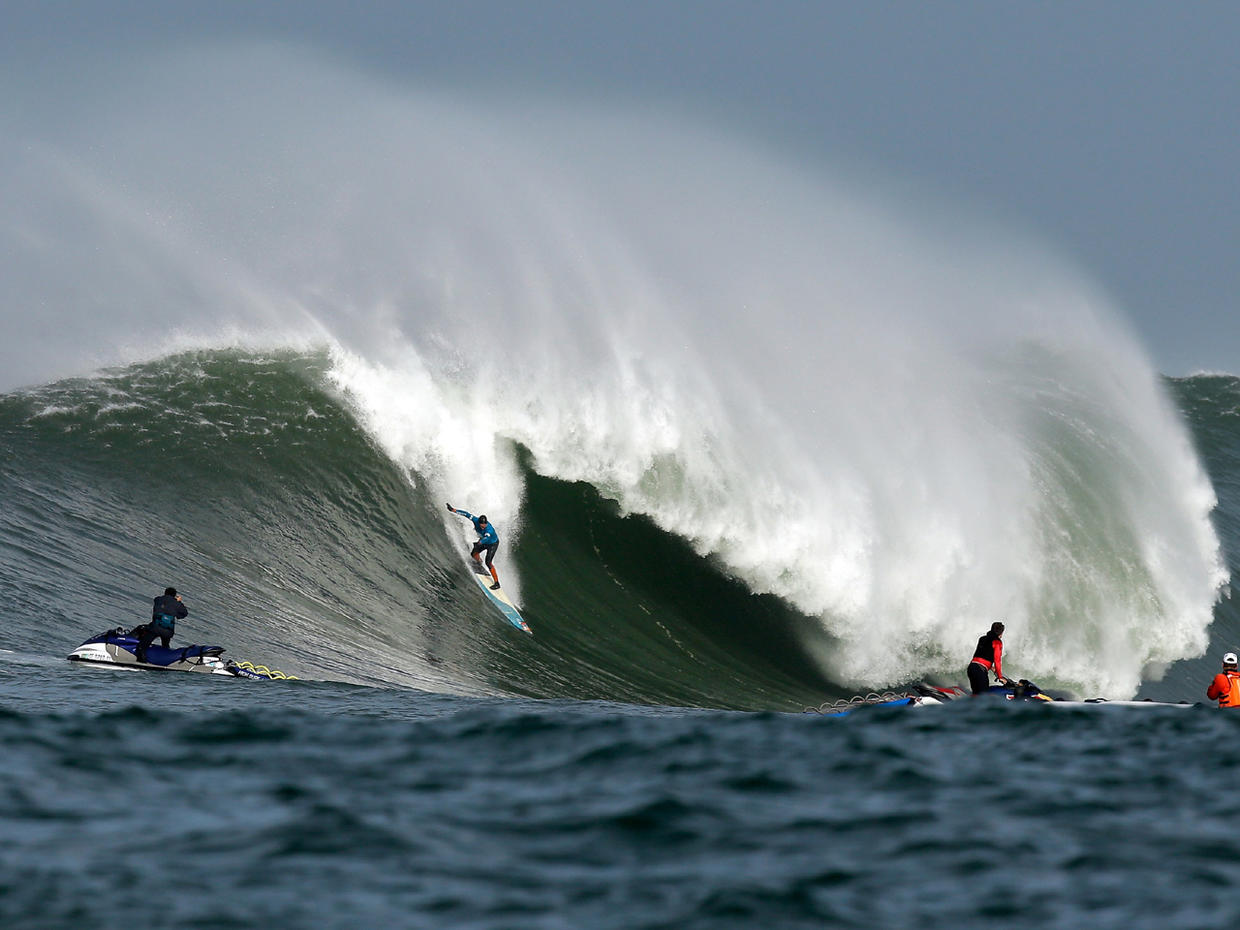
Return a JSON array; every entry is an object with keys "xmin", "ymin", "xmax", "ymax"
[{"xmin": 0, "ymin": 44, "xmax": 1226, "ymax": 696}]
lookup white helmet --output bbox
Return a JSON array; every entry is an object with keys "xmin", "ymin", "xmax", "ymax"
[{"xmin": 1224, "ymin": 653, "xmax": 1238, "ymax": 667}]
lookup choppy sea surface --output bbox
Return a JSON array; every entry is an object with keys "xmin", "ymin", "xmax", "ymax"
[{"xmin": 5, "ymin": 648, "xmax": 1240, "ymax": 930}]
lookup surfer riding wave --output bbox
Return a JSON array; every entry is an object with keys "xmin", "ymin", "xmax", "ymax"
[{"xmin": 447, "ymin": 504, "xmax": 502, "ymax": 589}]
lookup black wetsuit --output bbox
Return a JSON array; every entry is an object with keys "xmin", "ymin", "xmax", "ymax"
[{"xmin": 135, "ymin": 594, "xmax": 188, "ymax": 662}]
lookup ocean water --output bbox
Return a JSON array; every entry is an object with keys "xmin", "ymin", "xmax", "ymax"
[
  {"xmin": 7, "ymin": 648, "xmax": 1240, "ymax": 930},
  {"xmin": 4, "ymin": 43, "xmax": 1240, "ymax": 930},
  {"xmin": 5, "ymin": 652, "xmax": 1240, "ymax": 930}
]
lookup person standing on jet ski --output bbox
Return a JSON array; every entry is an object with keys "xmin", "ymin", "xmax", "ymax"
[
  {"xmin": 968, "ymin": 621, "xmax": 1010, "ymax": 695},
  {"xmin": 1206, "ymin": 652, "xmax": 1240, "ymax": 707},
  {"xmin": 135, "ymin": 587, "xmax": 188, "ymax": 663},
  {"xmin": 446, "ymin": 503, "xmax": 502, "ymax": 590}
]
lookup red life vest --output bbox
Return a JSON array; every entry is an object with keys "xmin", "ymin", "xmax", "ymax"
[{"xmin": 970, "ymin": 633, "xmax": 1003, "ymax": 679}]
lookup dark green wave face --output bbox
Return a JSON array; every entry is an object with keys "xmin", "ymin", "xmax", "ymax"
[
  {"xmin": 0, "ymin": 350, "xmax": 841, "ymax": 710},
  {"xmin": 1159, "ymin": 375, "xmax": 1240, "ymax": 695},
  {"xmin": 1169, "ymin": 376, "xmax": 1240, "ymax": 528}
]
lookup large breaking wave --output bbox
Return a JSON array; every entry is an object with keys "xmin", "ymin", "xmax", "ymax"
[{"xmin": 0, "ymin": 43, "xmax": 1226, "ymax": 699}]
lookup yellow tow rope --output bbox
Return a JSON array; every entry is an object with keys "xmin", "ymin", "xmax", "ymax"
[{"xmin": 234, "ymin": 659, "xmax": 299, "ymax": 680}]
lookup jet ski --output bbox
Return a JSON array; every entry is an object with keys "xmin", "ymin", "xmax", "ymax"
[
  {"xmin": 807, "ymin": 678, "xmax": 1194, "ymax": 716},
  {"xmin": 67, "ymin": 627, "xmax": 296, "ymax": 680},
  {"xmin": 986, "ymin": 679, "xmax": 1198, "ymax": 706},
  {"xmin": 990, "ymin": 678, "xmax": 1057, "ymax": 702}
]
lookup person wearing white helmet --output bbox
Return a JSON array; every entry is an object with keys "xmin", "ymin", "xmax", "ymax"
[{"xmin": 1206, "ymin": 652, "xmax": 1240, "ymax": 708}]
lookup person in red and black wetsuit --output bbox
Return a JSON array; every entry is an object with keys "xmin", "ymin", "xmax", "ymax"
[
  {"xmin": 1206, "ymin": 652, "xmax": 1240, "ymax": 707},
  {"xmin": 968, "ymin": 621, "xmax": 1010, "ymax": 695}
]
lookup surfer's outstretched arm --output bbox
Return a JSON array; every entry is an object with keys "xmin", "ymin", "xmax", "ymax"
[{"xmin": 447, "ymin": 503, "xmax": 475, "ymax": 521}]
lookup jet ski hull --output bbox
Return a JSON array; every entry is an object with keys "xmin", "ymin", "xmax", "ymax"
[
  {"xmin": 807, "ymin": 680, "xmax": 1200, "ymax": 715},
  {"xmin": 67, "ymin": 629, "xmax": 284, "ymax": 680}
]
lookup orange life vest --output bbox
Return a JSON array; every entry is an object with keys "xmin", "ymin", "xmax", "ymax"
[{"xmin": 1216, "ymin": 670, "xmax": 1240, "ymax": 708}]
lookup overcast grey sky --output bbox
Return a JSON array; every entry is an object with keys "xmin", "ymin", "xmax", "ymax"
[{"xmin": 4, "ymin": 1, "xmax": 1237, "ymax": 375}]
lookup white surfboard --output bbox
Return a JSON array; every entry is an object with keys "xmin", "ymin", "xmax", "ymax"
[{"xmin": 469, "ymin": 563, "xmax": 531, "ymax": 634}]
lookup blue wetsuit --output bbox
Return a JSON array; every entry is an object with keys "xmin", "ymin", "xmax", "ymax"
[
  {"xmin": 450, "ymin": 508, "xmax": 501, "ymax": 587},
  {"xmin": 455, "ymin": 510, "xmax": 499, "ymax": 547}
]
